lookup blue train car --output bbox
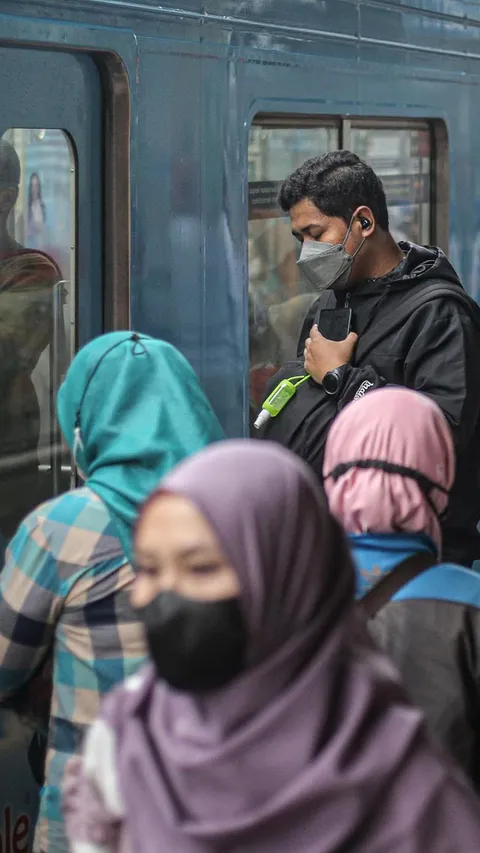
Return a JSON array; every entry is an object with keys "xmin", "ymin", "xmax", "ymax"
[{"xmin": 0, "ymin": 0, "xmax": 479, "ymax": 848}]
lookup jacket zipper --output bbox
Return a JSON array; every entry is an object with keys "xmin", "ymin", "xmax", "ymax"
[{"xmin": 344, "ymin": 293, "xmax": 350, "ymax": 308}]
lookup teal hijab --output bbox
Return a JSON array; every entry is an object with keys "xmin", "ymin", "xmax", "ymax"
[{"xmin": 57, "ymin": 332, "xmax": 224, "ymax": 562}]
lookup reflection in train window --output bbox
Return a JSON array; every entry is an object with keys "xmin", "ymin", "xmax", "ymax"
[
  {"xmin": 350, "ymin": 125, "xmax": 431, "ymax": 246},
  {"xmin": 248, "ymin": 124, "xmax": 339, "ymax": 422},
  {"xmin": 0, "ymin": 129, "xmax": 75, "ymax": 558}
]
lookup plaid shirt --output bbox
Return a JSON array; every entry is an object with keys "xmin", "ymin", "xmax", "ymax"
[{"xmin": 0, "ymin": 486, "xmax": 146, "ymax": 853}]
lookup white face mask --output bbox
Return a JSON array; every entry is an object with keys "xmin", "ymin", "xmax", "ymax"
[{"xmin": 296, "ymin": 216, "xmax": 365, "ymax": 292}]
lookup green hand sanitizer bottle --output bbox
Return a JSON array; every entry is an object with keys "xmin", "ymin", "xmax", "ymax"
[{"xmin": 254, "ymin": 374, "xmax": 310, "ymax": 430}]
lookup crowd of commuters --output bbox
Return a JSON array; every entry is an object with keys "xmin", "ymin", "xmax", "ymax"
[
  {"xmin": 62, "ymin": 442, "xmax": 480, "ymax": 852},
  {"xmin": 1, "ymin": 149, "xmax": 480, "ymax": 851}
]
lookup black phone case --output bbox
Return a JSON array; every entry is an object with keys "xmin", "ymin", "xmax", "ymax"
[{"xmin": 317, "ymin": 308, "xmax": 352, "ymax": 341}]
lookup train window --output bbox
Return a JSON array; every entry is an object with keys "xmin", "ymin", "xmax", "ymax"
[
  {"xmin": 350, "ymin": 125, "xmax": 431, "ymax": 245},
  {"xmin": 248, "ymin": 124, "xmax": 339, "ymax": 420},
  {"xmin": 0, "ymin": 128, "xmax": 75, "ymax": 559}
]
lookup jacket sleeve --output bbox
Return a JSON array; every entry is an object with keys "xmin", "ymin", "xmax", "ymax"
[
  {"xmin": 403, "ymin": 303, "xmax": 480, "ymax": 453},
  {"xmin": 336, "ymin": 363, "xmax": 388, "ymax": 409}
]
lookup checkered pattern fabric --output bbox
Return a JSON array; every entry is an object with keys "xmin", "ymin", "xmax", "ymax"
[{"xmin": 0, "ymin": 486, "xmax": 146, "ymax": 853}]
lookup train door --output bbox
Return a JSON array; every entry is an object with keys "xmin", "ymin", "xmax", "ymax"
[{"xmin": 0, "ymin": 46, "xmax": 102, "ymax": 852}]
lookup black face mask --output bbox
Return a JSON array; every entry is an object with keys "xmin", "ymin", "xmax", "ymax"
[{"xmin": 140, "ymin": 591, "xmax": 247, "ymax": 693}]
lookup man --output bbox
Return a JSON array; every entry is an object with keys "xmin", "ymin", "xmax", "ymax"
[{"xmin": 260, "ymin": 150, "xmax": 480, "ymax": 567}]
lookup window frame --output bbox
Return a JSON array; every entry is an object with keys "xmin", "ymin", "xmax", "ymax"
[
  {"xmin": 97, "ymin": 51, "xmax": 131, "ymax": 331},
  {"xmin": 250, "ymin": 114, "xmax": 448, "ymax": 251}
]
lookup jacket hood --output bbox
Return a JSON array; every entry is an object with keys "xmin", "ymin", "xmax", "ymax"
[
  {"xmin": 57, "ymin": 331, "xmax": 224, "ymax": 562},
  {"xmin": 352, "ymin": 243, "xmax": 463, "ymax": 298},
  {"xmin": 396, "ymin": 242, "xmax": 462, "ymax": 288}
]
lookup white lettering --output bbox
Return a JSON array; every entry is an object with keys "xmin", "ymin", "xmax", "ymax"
[{"xmin": 354, "ymin": 380, "xmax": 374, "ymax": 400}]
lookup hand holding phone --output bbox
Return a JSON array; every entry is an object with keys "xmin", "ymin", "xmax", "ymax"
[{"xmin": 304, "ymin": 315, "xmax": 358, "ymax": 384}]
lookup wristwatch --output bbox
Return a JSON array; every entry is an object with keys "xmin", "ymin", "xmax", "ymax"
[{"xmin": 322, "ymin": 365, "xmax": 347, "ymax": 396}]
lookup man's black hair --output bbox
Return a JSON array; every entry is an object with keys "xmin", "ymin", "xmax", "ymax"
[
  {"xmin": 279, "ymin": 150, "xmax": 389, "ymax": 231},
  {"xmin": 0, "ymin": 139, "xmax": 20, "ymax": 188}
]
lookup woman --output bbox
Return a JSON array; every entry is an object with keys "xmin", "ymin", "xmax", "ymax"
[
  {"xmin": 64, "ymin": 441, "xmax": 480, "ymax": 853},
  {"xmin": 323, "ymin": 386, "xmax": 480, "ymax": 788},
  {"xmin": 0, "ymin": 331, "xmax": 223, "ymax": 853},
  {"xmin": 27, "ymin": 172, "xmax": 47, "ymax": 247}
]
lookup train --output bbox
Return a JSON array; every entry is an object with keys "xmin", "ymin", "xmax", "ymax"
[{"xmin": 1, "ymin": 0, "xmax": 480, "ymax": 848}]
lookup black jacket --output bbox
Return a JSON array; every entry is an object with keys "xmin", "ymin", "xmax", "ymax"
[{"xmin": 261, "ymin": 243, "xmax": 480, "ymax": 566}]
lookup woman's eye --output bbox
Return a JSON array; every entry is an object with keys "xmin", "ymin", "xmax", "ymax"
[
  {"xmin": 190, "ymin": 563, "xmax": 219, "ymax": 576},
  {"xmin": 135, "ymin": 564, "xmax": 157, "ymax": 577}
]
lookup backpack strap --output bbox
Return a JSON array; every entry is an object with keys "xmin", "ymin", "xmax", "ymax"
[
  {"xmin": 358, "ymin": 552, "xmax": 436, "ymax": 619},
  {"xmin": 355, "ymin": 283, "xmax": 480, "ymax": 362}
]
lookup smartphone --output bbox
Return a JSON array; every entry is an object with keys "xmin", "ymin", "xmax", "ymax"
[{"xmin": 316, "ymin": 308, "xmax": 352, "ymax": 341}]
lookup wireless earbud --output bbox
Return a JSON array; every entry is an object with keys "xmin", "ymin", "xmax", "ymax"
[{"xmin": 360, "ymin": 217, "xmax": 371, "ymax": 229}]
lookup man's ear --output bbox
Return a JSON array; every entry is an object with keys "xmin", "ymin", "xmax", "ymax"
[{"xmin": 353, "ymin": 205, "xmax": 376, "ymax": 238}]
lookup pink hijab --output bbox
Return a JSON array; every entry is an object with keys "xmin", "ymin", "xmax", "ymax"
[{"xmin": 323, "ymin": 387, "xmax": 455, "ymax": 554}]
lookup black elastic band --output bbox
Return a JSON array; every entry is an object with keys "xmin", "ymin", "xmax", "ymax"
[{"xmin": 325, "ymin": 459, "xmax": 448, "ymax": 496}]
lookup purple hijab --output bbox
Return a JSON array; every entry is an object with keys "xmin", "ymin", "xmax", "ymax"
[{"xmin": 103, "ymin": 441, "xmax": 480, "ymax": 852}]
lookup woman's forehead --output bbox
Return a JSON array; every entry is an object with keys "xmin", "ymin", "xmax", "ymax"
[{"xmin": 136, "ymin": 494, "xmax": 221, "ymax": 556}]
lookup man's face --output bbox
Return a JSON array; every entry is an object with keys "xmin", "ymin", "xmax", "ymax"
[
  {"xmin": 290, "ymin": 198, "xmax": 375, "ymax": 284},
  {"xmin": 290, "ymin": 198, "xmax": 369, "ymax": 285}
]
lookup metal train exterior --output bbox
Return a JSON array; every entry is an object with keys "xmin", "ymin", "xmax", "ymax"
[
  {"xmin": 4, "ymin": 0, "xmax": 480, "ymax": 439},
  {"xmin": 1, "ymin": 0, "xmax": 480, "ymax": 848}
]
